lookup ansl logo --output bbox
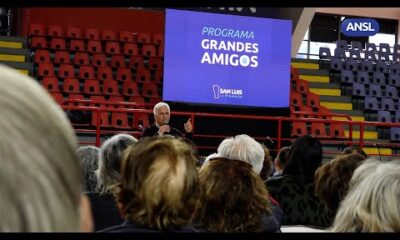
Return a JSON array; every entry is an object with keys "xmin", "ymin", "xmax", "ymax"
[{"xmin": 341, "ymin": 18, "xmax": 379, "ymax": 37}]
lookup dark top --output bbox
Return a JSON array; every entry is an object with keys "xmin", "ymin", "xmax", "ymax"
[
  {"xmin": 266, "ymin": 175, "xmax": 333, "ymax": 228},
  {"xmin": 141, "ymin": 124, "xmax": 193, "ymax": 140},
  {"xmin": 86, "ymin": 192, "xmax": 124, "ymax": 231},
  {"xmin": 99, "ymin": 219, "xmax": 199, "ymax": 233}
]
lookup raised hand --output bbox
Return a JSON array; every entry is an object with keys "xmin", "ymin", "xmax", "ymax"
[{"xmin": 184, "ymin": 118, "xmax": 193, "ymax": 133}]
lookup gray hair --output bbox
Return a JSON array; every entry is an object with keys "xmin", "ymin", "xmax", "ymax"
[
  {"xmin": 0, "ymin": 64, "xmax": 81, "ymax": 231},
  {"xmin": 77, "ymin": 145, "xmax": 100, "ymax": 192},
  {"xmin": 217, "ymin": 134, "xmax": 264, "ymax": 174},
  {"xmin": 332, "ymin": 158, "xmax": 400, "ymax": 232},
  {"xmin": 96, "ymin": 133, "xmax": 137, "ymax": 194},
  {"xmin": 153, "ymin": 102, "xmax": 170, "ymax": 116}
]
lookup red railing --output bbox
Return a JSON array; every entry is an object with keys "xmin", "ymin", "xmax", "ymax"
[{"xmin": 63, "ymin": 99, "xmax": 400, "ymax": 157}]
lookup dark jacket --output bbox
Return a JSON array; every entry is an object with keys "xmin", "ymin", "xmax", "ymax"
[
  {"xmin": 86, "ymin": 192, "xmax": 124, "ymax": 231},
  {"xmin": 99, "ymin": 219, "xmax": 199, "ymax": 233},
  {"xmin": 141, "ymin": 124, "xmax": 193, "ymax": 140},
  {"xmin": 266, "ymin": 175, "xmax": 333, "ymax": 227}
]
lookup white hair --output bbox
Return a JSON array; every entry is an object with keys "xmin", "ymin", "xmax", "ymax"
[
  {"xmin": 201, "ymin": 153, "xmax": 220, "ymax": 170},
  {"xmin": 96, "ymin": 133, "xmax": 137, "ymax": 194},
  {"xmin": 332, "ymin": 158, "xmax": 400, "ymax": 232},
  {"xmin": 153, "ymin": 102, "xmax": 170, "ymax": 116},
  {"xmin": 217, "ymin": 134, "xmax": 264, "ymax": 174},
  {"xmin": 0, "ymin": 64, "xmax": 81, "ymax": 231}
]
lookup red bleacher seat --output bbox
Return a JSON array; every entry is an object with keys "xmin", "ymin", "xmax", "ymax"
[
  {"xmin": 48, "ymin": 25, "xmax": 64, "ymax": 38},
  {"xmin": 123, "ymin": 43, "xmax": 139, "ymax": 56},
  {"xmin": 291, "ymin": 67, "xmax": 299, "ymax": 82},
  {"xmin": 91, "ymin": 53, "xmax": 107, "ymax": 67},
  {"xmin": 37, "ymin": 63, "xmax": 55, "ymax": 77},
  {"xmin": 292, "ymin": 121, "xmax": 307, "ymax": 137},
  {"xmin": 70, "ymin": 40, "xmax": 85, "ymax": 52},
  {"xmin": 111, "ymin": 112, "xmax": 131, "ymax": 129},
  {"xmin": 83, "ymin": 79, "xmax": 101, "ymax": 95},
  {"xmin": 306, "ymin": 92, "xmax": 321, "ymax": 109},
  {"xmin": 67, "ymin": 94, "xmax": 85, "ymax": 106},
  {"xmin": 130, "ymin": 96, "xmax": 145, "ymax": 104},
  {"xmin": 330, "ymin": 123, "xmax": 346, "ymax": 139},
  {"xmin": 87, "ymin": 40, "xmax": 103, "ymax": 53},
  {"xmin": 97, "ymin": 66, "xmax": 113, "ymax": 81},
  {"xmin": 54, "ymin": 51, "xmax": 71, "ymax": 64},
  {"xmin": 66, "ymin": 26, "xmax": 82, "ymax": 39},
  {"xmin": 31, "ymin": 36, "xmax": 47, "ymax": 49},
  {"xmin": 63, "ymin": 78, "xmax": 81, "ymax": 94},
  {"xmin": 122, "ymin": 80, "xmax": 139, "ymax": 97},
  {"xmin": 141, "ymin": 44, "xmax": 157, "ymax": 57},
  {"xmin": 89, "ymin": 95, "xmax": 110, "ymax": 127},
  {"xmin": 85, "ymin": 28, "xmax": 100, "ymax": 40},
  {"xmin": 29, "ymin": 23, "xmax": 45, "ymax": 36},
  {"xmin": 142, "ymin": 82, "xmax": 159, "ymax": 97},
  {"xmin": 154, "ymin": 70, "xmax": 163, "ymax": 84},
  {"xmin": 101, "ymin": 29, "xmax": 117, "ymax": 41},
  {"xmin": 58, "ymin": 64, "xmax": 75, "ymax": 79},
  {"xmin": 105, "ymin": 41, "xmax": 121, "ymax": 55},
  {"xmin": 133, "ymin": 112, "xmax": 149, "ymax": 130},
  {"xmin": 318, "ymin": 106, "xmax": 332, "ymax": 120},
  {"xmin": 296, "ymin": 79, "xmax": 309, "ymax": 94},
  {"xmin": 311, "ymin": 122, "xmax": 328, "ymax": 138},
  {"xmin": 148, "ymin": 57, "xmax": 163, "ymax": 70},
  {"xmin": 34, "ymin": 49, "xmax": 51, "ymax": 64},
  {"xmin": 41, "ymin": 77, "xmax": 60, "ymax": 93},
  {"xmin": 299, "ymin": 105, "xmax": 314, "ymax": 118},
  {"xmin": 110, "ymin": 55, "xmax": 126, "ymax": 68},
  {"xmin": 50, "ymin": 92, "xmax": 64, "ymax": 105},
  {"xmin": 119, "ymin": 30, "xmax": 135, "ymax": 42},
  {"xmin": 50, "ymin": 38, "xmax": 67, "ymax": 50},
  {"xmin": 103, "ymin": 80, "xmax": 120, "ymax": 96},
  {"xmin": 152, "ymin": 33, "xmax": 164, "ymax": 45},
  {"xmin": 78, "ymin": 65, "xmax": 95, "ymax": 80},
  {"xmin": 148, "ymin": 96, "xmax": 162, "ymax": 105},
  {"xmin": 136, "ymin": 67, "xmax": 151, "ymax": 83},
  {"xmin": 157, "ymin": 44, "xmax": 164, "ymax": 57},
  {"xmin": 128, "ymin": 55, "xmax": 144, "ymax": 69},
  {"xmin": 117, "ymin": 67, "xmax": 132, "ymax": 82},
  {"xmin": 290, "ymin": 90, "xmax": 303, "ymax": 108},
  {"xmin": 137, "ymin": 32, "xmax": 151, "ymax": 44},
  {"xmin": 74, "ymin": 52, "xmax": 90, "ymax": 66}
]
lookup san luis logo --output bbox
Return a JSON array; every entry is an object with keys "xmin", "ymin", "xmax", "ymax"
[{"xmin": 341, "ymin": 18, "xmax": 379, "ymax": 37}]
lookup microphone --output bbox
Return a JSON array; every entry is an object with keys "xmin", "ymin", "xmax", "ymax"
[{"xmin": 264, "ymin": 136, "xmax": 274, "ymax": 148}]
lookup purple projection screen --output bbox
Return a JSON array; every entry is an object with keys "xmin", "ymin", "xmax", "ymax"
[{"xmin": 163, "ymin": 9, "xmax": 292, "ymax": 108}]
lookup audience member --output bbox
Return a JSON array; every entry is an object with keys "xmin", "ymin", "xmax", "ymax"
[
  {"xmin": 342, "ymin": 146, "xmax": 368, "ymax": 158},
  {"xmin": 88, "ymin": 133, "xmax": 137, "ymax": 231},
  {"xmin": 100, "ymin": 136, "xmax": 200, "ymax": 232},
  {"xmin": 314, "ymin": 153, "xmax": 366, "ymax": 216},
  {"xmin": 197, "ymin": 157, "xmax": 280, "ymax": 232},
  {"xmin": 141, "ymin": 102, "xmax": 193, "ymax": 139},
  {"xmin": 260, "ymin": 144, "xmax": 273, "ymax": 181},
  {"xmin": 0, "ymin": 65, "xmax": 92, "ymax": 231},
  {"xmin": 332, "ymin": 158, "xmax": 400, "ymax": 232},
  {"xmin": 77, "ymin": 145, "xmax": 100, "ymax": 192},
  {"xmin": 266, "ymin": 135, "xmax": 333, "ymax": 227},
  {"xmin": 272, "ymin": 146, "xmax": 291, "ymax": 178}
]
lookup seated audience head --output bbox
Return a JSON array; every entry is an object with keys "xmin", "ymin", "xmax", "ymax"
[
  {"xmin": 342, "ymin": 146, "xmax": 368, "ymax": 158},
  {"xmin": 260, "ymin": 145, "xmax": 273, "ymax": 181},
  {"xmin": 314, "ymin": 153, "xmax": 366, "ymax": 213},
  {"xmin": 332, "ymin": 158, "xmax": 400, "ymax": 232},
  {"xmin": 0, "ymin": 65, "xmax": 84, "ymax": 231},
  {"xmin": 217, "ymin": 134, "xmax": 264, "ymax": 174},
  {"xmin": 115, "ymin": 136, "xmax": 200, "ymax": 230},
  {"xmin": 283, "ymin": 135, "xmax": 322, "ymax": 183},
  {"xmin": 77, "ymin": 145, "xmax": 100, "ymax": 192},
  {"xmin": 274, "ymin": 146, "xmax": 291, "ymax": 175},
  {"xmin": 198, "ymin": 157, "xmax": 273, "ymax": 232},
  {"xmin": 97, "ymin": 134, "xmax": 137, "ymax": 194},
  {"xmin": 153, "ymin": 102, "xmax": 170, "ymax": 126}
]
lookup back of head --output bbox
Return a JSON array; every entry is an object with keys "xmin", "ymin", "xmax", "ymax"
[
  {"xmin": 342, "ymin": 146, "xmax": 368, "ymax": 158},
  {"xmin": 276, "ymin": 146, "xmax": 291, "ymax": 170},
  {"xmin": 77, "ymin": 145, "xmax": 100, "ymax": 192},
  {"xmin": 116, "ymin": 136, "xmax": 199, "ymax": 230},
  {"xmin": 97, "ymin": 134, "xmax": 137, "ymax": 194},
  {"xmin": 314, "ymin": 153, "xmax": 366, "ymax": 213},
  {"xmin": 0, "ymin": 65, "xmax": 80, "ymax": 231},
  {"xmin": 198, "ymin": 157, "xmax": 271, "ymax": 232},
  {"xmin": 332, "ymin": 158, "xmax": 400, "ymax": 232},
  {"xmin": 260, "ymin": 145, "xmax": 273, "ymax": 181},
  {"xmin": 217, "ymin": 134, "xmax": 264, "ymax": 174},
  {"xmin": 283, "ymin": 135, "xmax": 322, "ymax": 183}
]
